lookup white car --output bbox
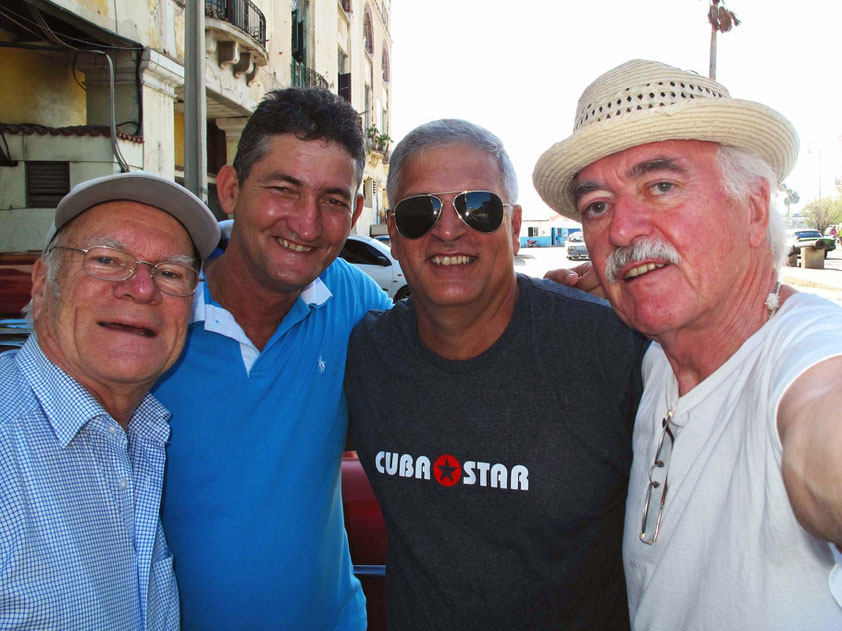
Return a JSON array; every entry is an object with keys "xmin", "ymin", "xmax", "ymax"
[
  {"xmin": 339, "ymin": 235, "xmax": 410, "ymax": 302},
  {"xmin": 566, "ymin": 232, "xmax": 589, "ymax": 261}
]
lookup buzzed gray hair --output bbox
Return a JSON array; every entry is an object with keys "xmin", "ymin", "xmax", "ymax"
[
  {"xmin": 386, "ymin": 119, "xmax": 519, "ymax": 207},
  {"xmin": 715, "ymin": 145, "xmax": 786, "ymax": 271}
]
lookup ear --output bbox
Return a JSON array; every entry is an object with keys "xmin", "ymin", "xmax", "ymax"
[
  {"xmin": 387, "ymin": 211, "xmax": 401, "ymax": 260},
  {"xmin": 216, "ymin": 165, "xmax": 240, "ymax": 216},
  {"xmin": 30, "ymin": 257, "xmax": 50, "ymax": 321},
  {"xmin": 510, "ymin": 205, "xmax": 523, "ymax": 256},
  {"xmin": 747, "ymin": 179, "xmax": 770, "ymax": 248},
  {"xmin": 351, "ymin": 193, "xmax": 364, "ymax": 228}
]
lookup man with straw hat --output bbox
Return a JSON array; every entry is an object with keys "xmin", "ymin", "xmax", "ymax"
[{"xmin": 534, "ymin": 59, "xmax": 842, "ymax": 629}]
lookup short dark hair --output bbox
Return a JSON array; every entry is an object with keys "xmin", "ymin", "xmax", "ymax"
[{"xmin": 233, "ymin": 87, "xmax": 365, "ymax": 188}]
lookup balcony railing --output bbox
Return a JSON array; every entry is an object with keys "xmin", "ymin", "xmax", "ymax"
[
  {"xmin": 206, "ymin": 0, "xmax": 266, "ymax": 48},
  {"xmin": 290, "ymin": 61, "xmax": 329, "ymax": 90}
]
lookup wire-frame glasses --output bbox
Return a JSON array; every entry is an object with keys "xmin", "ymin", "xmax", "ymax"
[{"xmin": 640, "ymin": 409, "xmax": 676, "ymax": 545}]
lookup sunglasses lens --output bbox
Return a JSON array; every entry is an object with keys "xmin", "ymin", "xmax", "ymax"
[
  {"xmin": 455, "ymin": 192, "xmax": 505, "ymax": 233},
  {"xmin": 394, "ymin": 196, "xmax": 441, "ymax": 239}
]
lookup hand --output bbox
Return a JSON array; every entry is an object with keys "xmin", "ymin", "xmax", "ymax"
[{"xmin": 544, "ymin": 262, "xmax": 606, "ymax": 299}]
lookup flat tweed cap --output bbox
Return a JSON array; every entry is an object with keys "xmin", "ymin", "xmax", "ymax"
[
  {"xmin": 533, "ymin": 59, "xmax": 799, "ymax": 220},
  {"xmin": 46, "ymin": 171, "xmax": 220, "ymax": 259}
]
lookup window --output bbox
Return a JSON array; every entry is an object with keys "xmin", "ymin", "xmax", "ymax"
[
  {"xmin": 26, "ymin": 161, "xmax": 69, "ymax": 208},
  {"xmin": 363, "ymin": 6, "xmax": 374, "ymax": 55},
  {"xmin": 340, "ymin": 0, "xmax": 352, "ymax": 13},
  {"xmin": 381, "ymin": 46, "xmax": 390, "ymax": 83},
  {"xmin": 291, "ymin": 0, "xmax": 306, "ymax": 64},
  {"xmin": 339, "ymin": 239, "xmax": 389, "ymax": 266}
]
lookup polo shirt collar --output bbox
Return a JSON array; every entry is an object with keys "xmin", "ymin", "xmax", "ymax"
[{"xmin": 190, "ymin": 272, "xmax": 333, "ymax": 330}]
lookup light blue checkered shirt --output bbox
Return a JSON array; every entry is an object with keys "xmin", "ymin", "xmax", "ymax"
[{"xmin": 0, "ymin": 336, "xmax": 179, "ymax": 630}]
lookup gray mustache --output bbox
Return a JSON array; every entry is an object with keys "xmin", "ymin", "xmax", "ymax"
[{"xmin": 605, "ymin": 239, "xmax": 681, "ymax": 283}]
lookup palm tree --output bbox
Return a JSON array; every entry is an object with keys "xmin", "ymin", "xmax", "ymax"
[
  {"xmin": 708, "ymin": 0, "xmax": 741, "ymax": 80},
  {"xmin": 778, "ymin": 183, "xmax": 800, "ymax": 223}
]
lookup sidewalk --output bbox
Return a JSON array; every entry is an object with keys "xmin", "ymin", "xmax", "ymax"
[{"xmin": 779, "ymin": 250, "xmax": 842, "ymax": 292}]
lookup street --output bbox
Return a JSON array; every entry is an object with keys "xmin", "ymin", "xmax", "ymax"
[{"xmin": 515, "ymin": 246, "xmax": 842, "ymax": 308}]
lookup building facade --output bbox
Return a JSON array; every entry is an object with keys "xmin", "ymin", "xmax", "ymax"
[{"xmin": 0, "ymin": 0, "xmax": 392, "ymax": 251}]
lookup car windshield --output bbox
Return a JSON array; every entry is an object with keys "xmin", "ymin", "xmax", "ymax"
[{"xmin": 794, "ymin": 230, "xmax": 821, "ymax": 239}]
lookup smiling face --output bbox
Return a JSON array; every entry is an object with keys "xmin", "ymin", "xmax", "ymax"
[
  {"xmin": 219, "ymin": 133, "xmax": 362, "ymax": 296},
  {"xmin": 574, "ymin": 140, "xmax": 769, "ymax": 340},
  {"xmin": 388, "ymin": 143, "xmax": 521, "ymax": 313},
  {"xmin": 32, "ymin": 202, "xmax": 195, "ymax": 401}
]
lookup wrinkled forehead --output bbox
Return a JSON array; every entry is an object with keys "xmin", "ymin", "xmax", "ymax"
[
  {"xmin": 576, "ymin": 140, "xmax": 722, "ymax": 181},
  {"xmin": 398, "ymin": 143, "xmax": 505, "ymax": 198}
]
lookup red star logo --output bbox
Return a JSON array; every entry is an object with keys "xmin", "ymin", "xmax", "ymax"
[{"xmin": 433, "ymin": 454, "xmax": 462, "ymax": 487}]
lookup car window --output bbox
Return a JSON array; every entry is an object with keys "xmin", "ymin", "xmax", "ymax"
[{"xmin": 339, "ymin": 240, "xmax": 390, "ymax": 267}]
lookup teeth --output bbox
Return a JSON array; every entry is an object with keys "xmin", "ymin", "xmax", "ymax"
[
  {"xmin": 431, "ymin": 255, "xmax": 475, "ymax": 266},
  {"xmin": 99, "ymin": 322, "xmax": 155, "ymax": 337},
  {"xmin": 624, "ymin": 262, "xmax": 665, "ymax": 279},
  {"xmin": 278, "ymin": 237, "xmax": 313, "ymax": 253}
]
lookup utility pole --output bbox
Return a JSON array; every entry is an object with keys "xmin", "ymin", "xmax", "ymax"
[{"xmin": 184, "ymin": 0, "xmax": 207, "ymax": 201}]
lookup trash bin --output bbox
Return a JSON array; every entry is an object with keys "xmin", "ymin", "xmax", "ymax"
[{"xmin": 801, "ymin": 245, "xmax": 825, "ymax": 269}]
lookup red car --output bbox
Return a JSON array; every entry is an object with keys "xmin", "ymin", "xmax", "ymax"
[
  {"xmin": 0, "ymin": 251, "xmax": 39, "ymax": 316},
  {"xmin": 0, "ymin": 253, "xmax": 388, "ymax": 629}
]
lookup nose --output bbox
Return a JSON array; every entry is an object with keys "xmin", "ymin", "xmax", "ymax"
[
  {"xmin": 608, "ymin": 193, "xmax": 653, "ymax": 247},
  {"xmin": 287, "ymin": 195, "xmax": 323, "ymax": 242},
  {"xmin": 114, "ymin": 262, "xmax": 160, "ymax": 302},
  {"xmin": 429, "ymin": 198, "xmax": 467, "ymax": 241}
]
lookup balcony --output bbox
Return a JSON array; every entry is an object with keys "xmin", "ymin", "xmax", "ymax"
[
  {"xmin": 290, "ymin": 62, "xmax": 329, "ymax": 90},
  {"xmin": 206, "ymin": 0, "xmax": 266, "ymax": 47}
]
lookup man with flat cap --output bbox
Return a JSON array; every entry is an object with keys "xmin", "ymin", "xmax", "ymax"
[
  {"xmin": 534, "ymin": 59, "xmax": 842, "ymax": 629},
  {"xmin": 0, "ymin": 171, "xmax": 219, "ymax": 629}
]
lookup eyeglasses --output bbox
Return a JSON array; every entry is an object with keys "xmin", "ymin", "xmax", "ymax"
[
  {"xmin": 640, "ymin": 410, "xmax": 676, "ymax": 545},
  {"xmin": 52, "ymin": 246, "xmax": 199, "ymax": 297},
  {"xmin": 391, "ymin": 190, "xmax": 512, "ymax": 239}
]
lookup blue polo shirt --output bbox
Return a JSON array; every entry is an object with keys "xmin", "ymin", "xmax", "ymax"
[{"xmin": 153, "ymin": 257, "xmax": 391, "ymax": 630}]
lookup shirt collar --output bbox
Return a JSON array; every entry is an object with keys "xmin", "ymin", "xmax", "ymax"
[
  {"xmin": 17, "ymin": 335, "xmax": 171, "ymax": 447},
  {"xmin": 190, "ymin": 270, "xmax": 334, "ymax": 327}
]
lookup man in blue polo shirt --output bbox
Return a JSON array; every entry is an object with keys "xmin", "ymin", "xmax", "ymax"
[{"xmin": 153, "ymin": 88, "xmax": 390, "ymax": 629}]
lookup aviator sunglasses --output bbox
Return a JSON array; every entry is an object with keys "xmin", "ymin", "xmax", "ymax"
[{"xmin": 392, "ymin": 190, "xmax": 513, "ymax": 239}]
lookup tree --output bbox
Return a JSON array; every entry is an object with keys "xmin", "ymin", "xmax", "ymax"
[
  {"xmin": 802, "ymin": 197, "xmax": 842, "ymax": 235},
  {"xmin": 708, "ymin": 0, "xmax": 741, "ymax": 80},
  {"xmin": 778, "ymin": 183, "xmax": 800, "ymax": 222}
]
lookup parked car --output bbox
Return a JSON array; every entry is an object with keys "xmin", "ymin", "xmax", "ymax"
[
  {"xmin": 0, "ymin": 251, "xmax": 39, "ymax": 316},
  {"xmin": 566, "ymin": 232, "xmax": 589, "ymax": 261},
  {"xmin": 0, "ymin": 250, "xmax": 389, "ymax": 629},
  {"xmin": 340, "ymin": 235, "xmax": 410, "ymax": 302},
  {"xmin": 786, "ymin": 228, "xmax": 835, "ymax": 262},
  {"xmin": 342, "ymin": 451, "xmax": 387, "ymax": 629}
]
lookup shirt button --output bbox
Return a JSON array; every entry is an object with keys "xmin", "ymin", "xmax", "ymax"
[
  {"xmin": 118, "ymin": 479, "xmax": 128, "ymax": 491},
  {"xmin": 108, "ymin": 425, "xmax": 119, "ymax": 435}
]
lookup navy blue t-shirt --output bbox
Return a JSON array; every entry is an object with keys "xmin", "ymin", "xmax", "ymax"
[{"xmin": 346, "ymin": 274, "xmax": 647, "ymax": 630}]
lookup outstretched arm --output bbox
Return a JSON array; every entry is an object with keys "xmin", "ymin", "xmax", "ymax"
[{"xmin": 778, "ymin": 356, "xmax": 842, "ymax": 546}]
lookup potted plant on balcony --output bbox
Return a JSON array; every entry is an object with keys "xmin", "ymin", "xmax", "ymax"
[{"xmin": 366, "ymin": 125, "xmax": 392, "ymax": 152}]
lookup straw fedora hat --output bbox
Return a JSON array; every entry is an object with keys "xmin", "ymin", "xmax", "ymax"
[{"xmin": 532, "ymin": 59, "xmax": 799, "ymax": 220}]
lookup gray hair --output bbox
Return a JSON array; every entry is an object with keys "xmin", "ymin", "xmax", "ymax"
[
  {"xmin": 715, "ymin": 145, "xmax": 786, "ymax": 271},
  {"xmin": 22, "ymin": 228, "xmax": 67, "ymax": 322},
  {"xmin": 386, "ymin": 119, "xmax": 518, "ymax": 207}
]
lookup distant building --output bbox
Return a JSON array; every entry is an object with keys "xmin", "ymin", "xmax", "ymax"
[
  {"xmin": 0, "ymin": 0, "xmax": 391, "ymax": 250},
  {"xmin": 520, "ymin": 215, "xmax": 580, "ymax": 248}
]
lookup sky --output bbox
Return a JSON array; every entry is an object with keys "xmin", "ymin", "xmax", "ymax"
[{"xmin": 388, "ymin": 0, "xmax": 842, "ymax": 220}]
